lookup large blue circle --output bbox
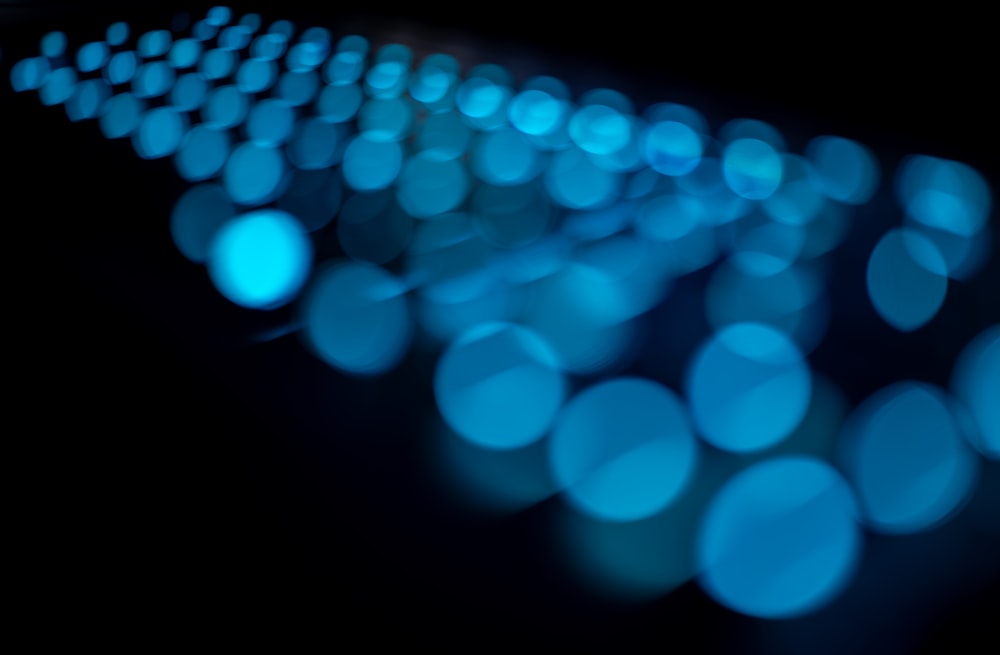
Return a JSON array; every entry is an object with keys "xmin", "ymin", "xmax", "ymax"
[
  {"xmin": 686, "ymin": 323, "xmax": 811, "ymax": 453},
  {"xmin": 549, "ymin": 377, "xmax": 698, "ymax": 522},
  {"xmin": 207, "ymin": 209, "xmax": 312, "ymax": 310},
  {"xmin": 697, "ymin": 456, "xmax": 861, "ymax": 619},
  {"xmin": 435, "ymin": 322, "xmax": 565, "ymax": 450}
]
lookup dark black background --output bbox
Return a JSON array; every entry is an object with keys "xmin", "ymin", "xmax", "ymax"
[{"xmin": 4, "ymin": 1, "xmax": 997, "ymax": 650}]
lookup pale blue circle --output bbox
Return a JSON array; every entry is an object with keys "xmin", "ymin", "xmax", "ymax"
[
  {"xmin": 723, "ymin": 138, "xmax": 783, "ymax": 200},
  {"xmin": 251, "ymin": 33, "xmax": 287, "ymax": 60},
  {"xmin": 76, "ymin": 41, "xmax": 109, "ymax": 73},
  {"xmin": 133, "ymin": 107, "xmax": 186, "ymax": 159},
  {"xmin": 569, "ymin": 104, "xmax": 631, "ymax": 155},
  {"xmin": 277, "ymin": 70, "xmax": 320, "ymax": 106},
  {"xmin": 207, "ymin": 5, "xmax": 232, "ymax": 26},
  {"xmin": 105, "ymin": 51, "xmax": 138, "ymax": 85},
  {"xmin": 866, "ymin": 228, "xmax": 948, "ymax": 332},
  {"xmin": 416, "ymin": 111, "xmax": 471, "ymax": 161},
  {"xmin": 303, "ymin": 261, "xmax": 413, "ymax": 376},
  {"xmin": 39, "ymin": 67, "xmax": 76, "ymax": 106},
  {"xmin": 550, "ymin": 377, "xmax": 698, "ymax": 522},
  {"xmin": 897, "ymin": 155, "xmax": 991, "ymax": 238},
  {"xmin": 170, "ymin": 184, "xmax": 235, "ymax": 262},
  {"xmin": 545, "ymin": 146, "xmax": 621, "ymax": 210},
  {"xmin": 287, "ymin": 117, "xmax": 342, "ymax": 169},
  {"xmin": 396, "ymin": 154, "xmax": 469, "ymax": 218},
  {"xmin": 342, "ymin": 136, "xmax": 403, "ymax": 191},
  {"xmin": 65, "ymin": 79, "xmax": 110, "ymax": 122},
  {"xmin": 200, "ymin": 48, "xmax": 236, "ymax": 80},
  {"xmin": 219, "ymin": 25, "xmax": 252, "ymax": 51},
  {"xmin": 207, "ymin": 209, "xmax": 311, "ymax": 310},
  {"xmin": 223, "ymin": 142, "xmax": 286, "ymax": 205},
  {"xmin": 170, "ymin": 73, "xmax": 207, "ymax": 111},
  {"xmin": 509, "ymin": 89, "xmax": 562, "ymax": 136},
  {"xmin": 41, "ymin": 31, "xmax": 67, "ymax": 57},
  {"xmin": 202, "ymin": 85, "xmax": 248, "ymax": 128},
  {"xmin": 472, "ymin": 127, "xmax": 540, "ymax": 185},
  {"xmin": 106, "ymin": 22, "xmax": 129, "ymax": 47},
  {"xmin": 435, "ymin": 322, "xmax": 565, "ymax": 450},
  {"xmin": 952, "ymin": 325, "xmax": 1000, "ymax": 459},
  {"xmin": 236, "ymin": 57, "xmax": 277, "ymax": 93},
  {"xmin": 168, "ymin": 38, "xmax": 202, "ymax": 69},
  {"xmin": 365, "ymin": 60, "xmax": 408, "ymax": 99},
  {"xmin": 324, "ymin": 51, "xmax": 365, "ymax": 85},
  {"xmin": 806, "ymin": 136, "xmax": 879, "ymax": 205},
  {"xmin": 686, "ymin": 323, "xmax": 812, "ymax": 453},
  {"xmin": 358, "ymin": 97, "xmax": 413, "ymax": 142},
  {"xmin": 644, "ymin": 121, "xmax": 703, "ymax": 176},
  {"xmin": 138, "ymin": 30, "xmax": 172, "ymax": 58},
  {"xmin": 697, "ymin": 456, "xmax": 861, "ymax": 619},
  {"xmin": 10, "ymin": 57, "xmax": 50, "ymax": 92},
  {"xmin": 99, "ymin": 92, "xmax": 143, "ymax": 139},
  {"xmin": 175, "ymin": 125, "xmax": 230, "ymax": 181},
  {"xmin": 132, "ymin": 61, "xmax": 175, "ymax": 99},
  {"xmin": 246, "ymin": 99, "xmax": 294, "ymax": 146},
  {"xmin": 317, "ymin": 82, "xmax": 362, "ymax": 122},
  {"xmin": 838, "ymin": 382, "xmax": 979, "ymax": 533}
]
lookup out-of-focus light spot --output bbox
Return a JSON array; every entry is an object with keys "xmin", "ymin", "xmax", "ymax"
[
  {"xmin": 246, "ymin": 98, "xmax": 294, "ymax": 146},
  {"xmin": 219, "ymin": 25, "xmax": 252, "ymax": 51},
  {"xmin": 365, "ymin": 59, "xmax": 408, "ymax": 99},
  {"xmin": 897, "ymin": 155, "xmax": 992, "ymax": 238},
  {"xmin": 342, "ymin": 135, "xmax": 403, "ymax": 191},
  {"xmin": 192, "ymin": 19, "xmax": 218, "ymax": 42},
  {"xmin": 65, "ymin": 79, "xmax": 110, "ymax": 122},
  {"xmin": 251, "ymin": 33, "xmax": 287, "ymax": 60},
  {"xmin": 435, "ymin": 322, "xmax": 565, "ymax": 450},
  {"xmin": 175, "ymin": 124, "xmax": 230, "ymax": 181},
  {"xmin": 201, "ymin": 85, "xmax": 247, "ymax": 129},
  {"xmin": 236, "ymin": 57, "xmax": 276, "ymax": 93},
  {"xmin": 106, "ymin": 22, "xmax": 129, "ymax": 47},
  {"xmin": 409, "ymin": 54, "xmax": 459, "ymax": 109},
  {"xmin": 545, "ymin": 146, "xmax": 622, "ymax": 210},
  {"xmin": 569, "ymin": 104, "xmax": 631, "ymax": 155},
  {"xmin": 302, "ymin": 261, "xmax": 412, "ymax": 376},
  {"xmin": 763, "ymin": 155, "xmax": 826, "ymax": 225},
  {"xmin": 471, "ymin": 127, "xmax": 540, "ymax": 185},
  {"xmin": 706, "ymin": 260, "xmax": 828, "ymax": 354},
  {"xmin": 952, "ymin": 325, "xmax": 1000, "ymax": 459},
  {"xmin": 223, "ymin": 142, "xmax": 287, "ymax": 206},
  {"xmin": 337, "ymin": 190, "xmax": 413, "ymax": 264},
  {"xmin": 170, "ymin": 72, "xmax": 207, "ymax": 111},
  {"xmin": 317, "ymin": 82, "xmax": 362, "ymax": 122},
  {"xmin": 499, "ymin": 234, "xmax": 570, "ymax": 284},
  {"xmin": 287, "ymin": 41, "xmax": 328, "ymax": 72},
  {"xmin": 550, "ymin": 377, "xmax": 698, "ymax": 522},
  {"xmin": 168, "ymin": 38, "xmax": 201, "ymax": 69},
  {"xmin": 576, "ymin": 235, "xmax": 672, "ymax": 320},
  {"xmin": 509, "ymin": 89, "xmax": 563, "ymax": 136},
  {"xmin": 239, "ymin": 13, "xmax": 261, "ymax": 31},
  {"xmin": 806, "ymin": 136, "xmax": 880, "ymax": 205},
  {"xmin": 358, "ymin": 97, "xmax": 413, "ymax": 142},
  {"xmin": 76, "ymin": 42, "xmax": 109, "ymax": 73},
  {"xmin": 473, "ymin": 181, "xmax": 551, "ymax": 249},
  {"xmin": 103, "ymin": 51, "xmax": 137, "ymax": 86},
  {"xmin": 324, "ymin": 50, "xmax": 366, "ymax": 85},
  {"xmin": 905, "ymin": 219, "xmax": 993, "ymax": 281},
  {"xmin": 728, "ymin": 220, "xmax": 806, "ymax": 277},
  {"xmin": 41, "ymin": 31, "xmax": 67, "ymax": 58},
  {"xmin": 132, "ymin": 61, "xmax": 175, "ymax": 99},
  {"xmin": 133, "ymin": 106, "xmax": 186, "ymax": 159},
  {"xmin": 99, "ymin": 92, "xmax": 143, "ymax": 138},
  {"xmin": 457, "ymin": 77, "xmax": 509, "ymax": 130},
  {"xmin": 643, "ymin": 121, "xmax": 703, "ymax": 176},
  {"xmin": 200, "ymin": 48, "xmax": 236, "ymax": 80},
  {"xmin": 138, "ymin": 30, "xmax": 172, "ymax": 58},
  {"xmin": 287, "ymin": 117, "xmax": 343, "ymax": 169},
  {"xmin": 171, "ymin": 183, "xmax": 235, "ymax": 262},
  {"xmin": 268, "ymin": 19, "xmax": 294, "ymax": 39},
  {"xmin": 563, "ymin": 202, "xmax": 634, "ymax": 241},
  {"xmin": 207, "ymin": 6, "xmax": 232, "ymax": 26},
  {"xmin": 11, "ymin": 57, "xmax": 51, "ymax": 92},
  {"xmin": 635, "ymin": 193, "xmax": 705, "ymax": 242},
  {"xmin": 866, "ymin": 228, "xmax": 947, "ymax": 331},
  {"xmin": 686, "ymin": 322, "xmax": 811, "ymax": 453},
  {"xmin": 208, "ymin": 209, "xmax": 310, "ymax": 310},
  {"xmin": 416, "ymin": 110, "xmax": 471, "ymax": 161},
  {"xmin": 39, "ymin": 67, "xmax": 77, "ymax": 106},
  {"xmin": 277, "ymin": 168, "xmax": 343, "ymax": 232},
  {"xmin": 697, "ymin": 456, "xmax": 861, "ymax": 619},
  {"xmin": 406, "ymin": 213, "xmax": 494, "ymax": 303},
  {"xmin": 838, "ymin": 382, "xmax": 979, "ymax": 533},
  {"xmin": 718, "ymin": 118, "xmax": 786, "ymax": 152},
  {"xmin": 723, "ymin": 138, "xmax": 783, "ymax": 200},
  {"xmin": 277, "ymin": 70, "xmax": 319, "ymax": 106},
  {"xmin": 521, "ymin": 263, "xmax": 634, "ymax": 374},
  {"xmin": 396, "ymin": 154, "xmax": 470, "ymax": 219},
  {"xmin": 799, "ymin": 202, "xmax": 851, "ymax": 259},
  {"xmin": 592, "ymin": 115, "xmax": 645, "ymax": 173}
]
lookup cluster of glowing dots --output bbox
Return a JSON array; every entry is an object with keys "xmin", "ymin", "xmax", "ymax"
[{"xmin": 9, "ymin": 6, "xmax": 997, "ymax": 621}]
